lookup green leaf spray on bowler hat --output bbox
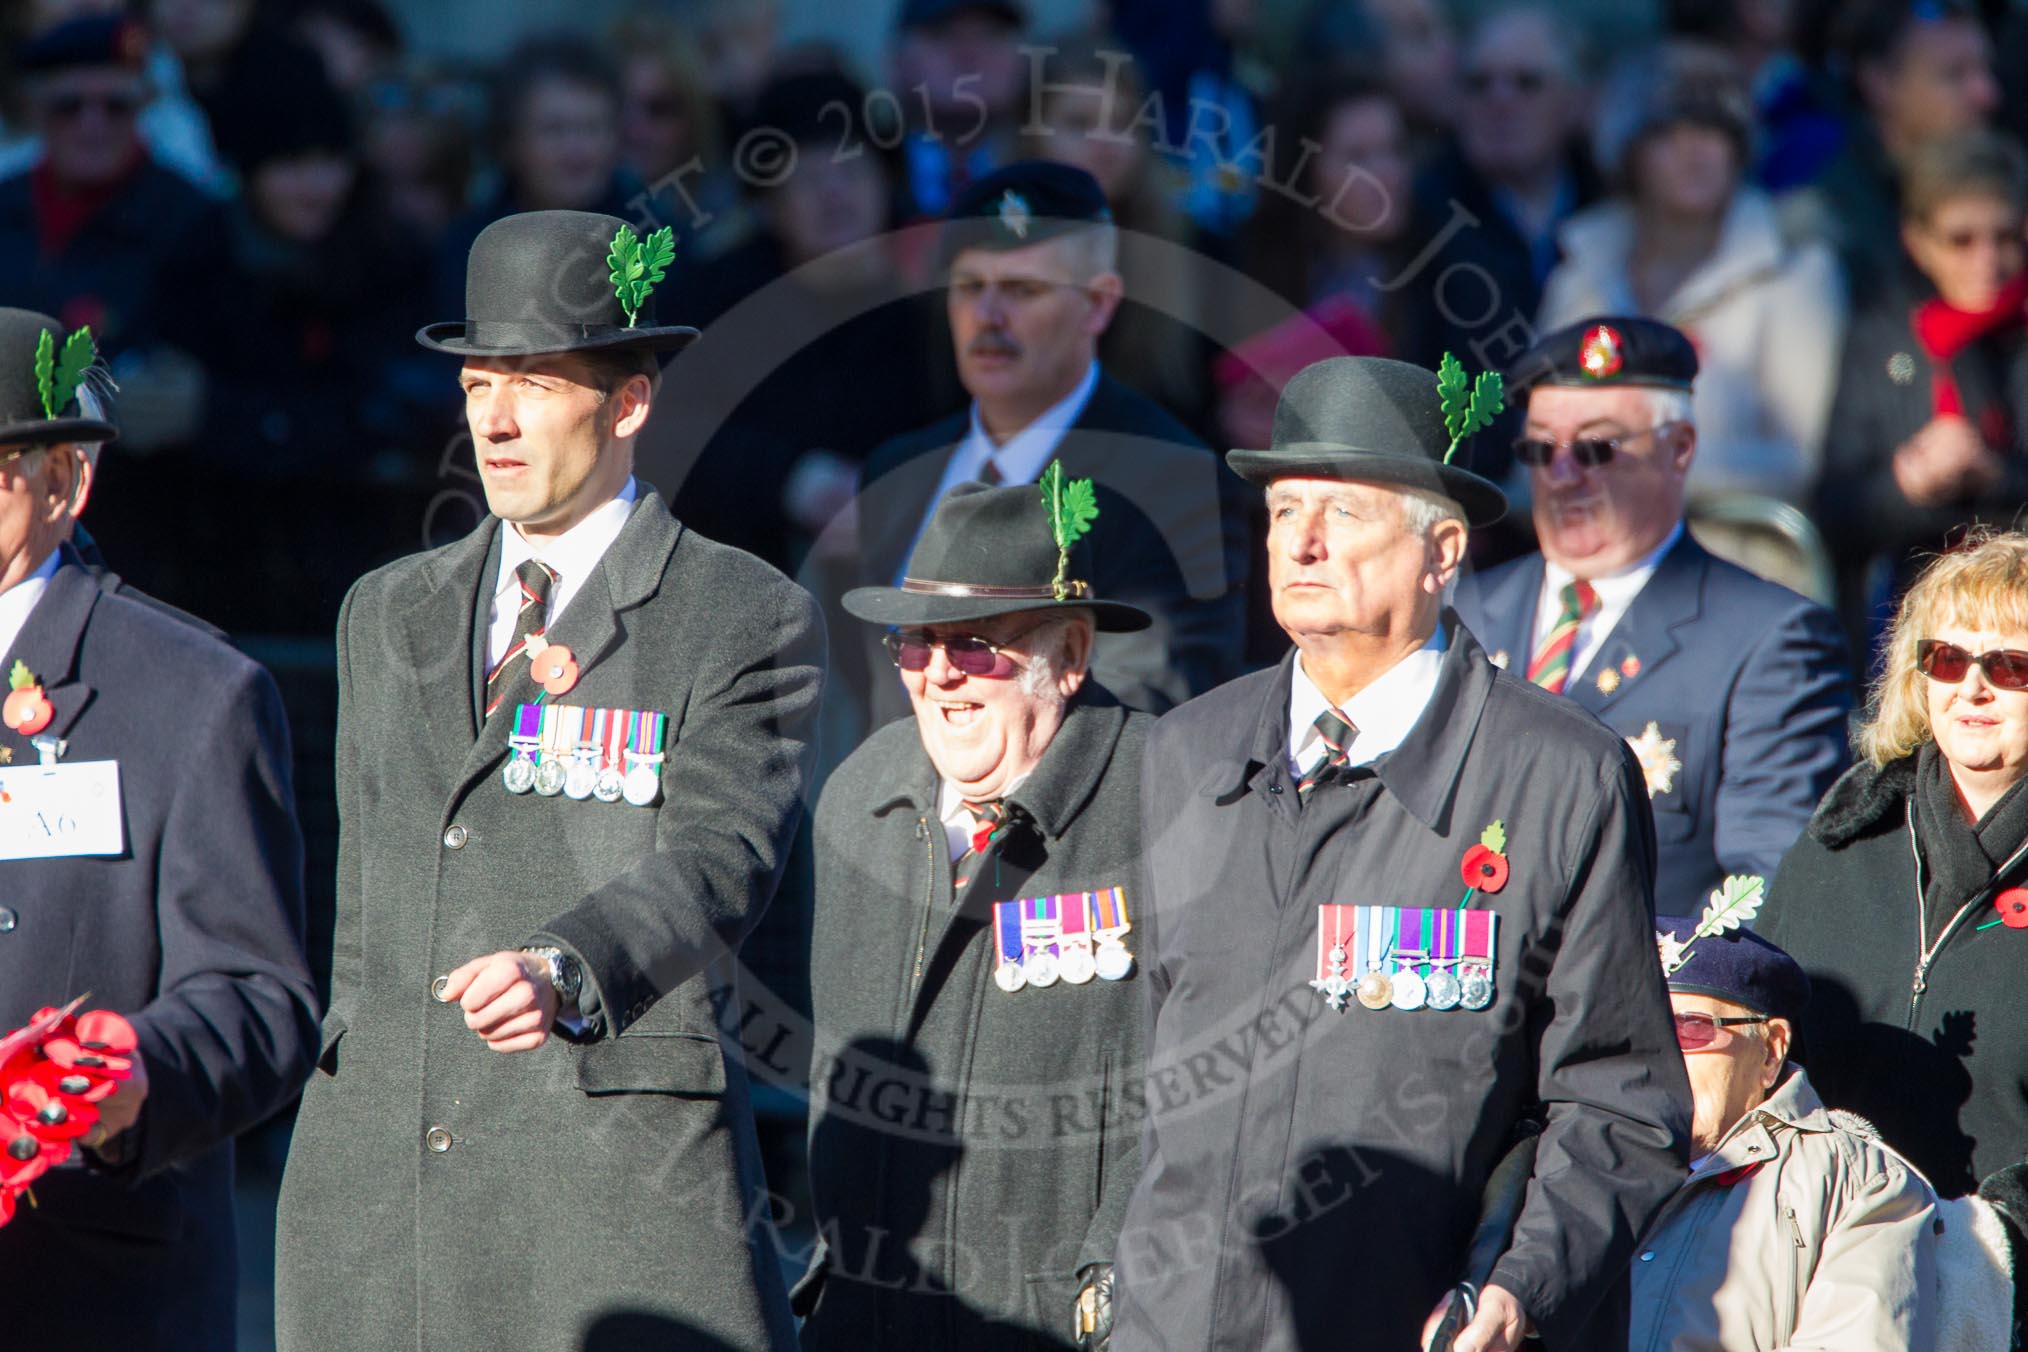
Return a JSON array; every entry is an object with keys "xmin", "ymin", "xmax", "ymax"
[
  {"xmin": 1436, "ymin": 351, "xmax": 1504, "ymax": 464},
  {"xmin": 606, "ymin": 225, "xmax": 677, "ymax": 328},
  {"xmin": 34, "ymin": 326, "xmax": 96, "ymax": 420},
  {"xmin": 1037, "ymin": 459, "xmax": 1099, "ymax": 601}
]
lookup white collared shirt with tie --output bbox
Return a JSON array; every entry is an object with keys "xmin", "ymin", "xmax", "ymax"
[
  {"xmin": 1528, "ymin": 521, "xmax": 1683, "ymax": 684},
  {"xmin": 1286, "ymin": 626, "xmax": 1448, "ymax": 777},
  {"xmin": 486, "ymin": 478, "xmax": 637, "ymax": 669}
]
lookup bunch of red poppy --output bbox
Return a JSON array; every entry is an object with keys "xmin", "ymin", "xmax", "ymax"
[{"xmin": 0, "ymin": 1001, "xmax": 137, "ymax": 1228}]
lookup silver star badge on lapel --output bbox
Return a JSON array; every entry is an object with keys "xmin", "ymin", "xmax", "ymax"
[{"xmin": 1627, "ymin": 721, "xmax": 1682, "ymax": 797}]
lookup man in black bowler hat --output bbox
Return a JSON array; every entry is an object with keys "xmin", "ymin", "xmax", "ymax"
[
  {"xmin": 0, "ymin": 309, "xmax": 316, "ymax": 1348},
  {"xmin": 801, "ymin": 474, "xmax": 1149, "ymax": 1349},
  {"xmin": 1453, "ymin": 316, "xmax": 1851, "ymax": 916},
  {"xmin": 1111, "ymin": 355, "xmax": 1691, "ymax": 1352},
  {"xmin": 276, "ymin": 209, "xmax": 825, "ymax": 1351},
  {"xmin": 851, "ymin": 160, "xmax": 1250, "ymax": 726}
]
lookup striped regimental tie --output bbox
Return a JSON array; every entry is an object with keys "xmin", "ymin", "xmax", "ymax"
[
  {"xmin": 1525, "ymin": 580, "xmax": 1598, "ymax": 695},
  {"xmin": 1296, "ymin": 709, "xmax": 1358, "ymax": 798},
  {"xmin": 483, "ymin": 558, "xmax": 558, "ymax": 720}
]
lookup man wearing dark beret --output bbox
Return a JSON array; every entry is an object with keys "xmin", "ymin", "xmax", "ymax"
[
  {"xmin": 1630, "ymin": 890, "xmax": 1959, "ymax": 1351},
  {"xmin": 851, "ymin": 160, "xmax": 1250, "ymax": 724},
  {"xmin": 276, "ymin": 210, "xmax": 824, "ymax": 1350},
  {"xmin": 1113, "ymin": 354, "xmax": 1691, "ymax": 1352},
  {"xmin": 1454, "ymin": 316, "xmax": 1852, "ymax": 915},
  {"xmin": 801, "ymin": 473, "xmax": 1148, "ymax": 1350}
]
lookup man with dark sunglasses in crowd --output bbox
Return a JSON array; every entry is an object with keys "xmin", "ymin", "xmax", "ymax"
[
  {"xmin": 1454, "ymin": 316, "xmax": 1852, "ymax": 914},
  {"xmin": 800, "ymin": 474, "xmax": 1150, "ymax": 1350},
  {"xmin": 1626, "ymin": 911, "xmax": 1987, "ymax": 1352}
]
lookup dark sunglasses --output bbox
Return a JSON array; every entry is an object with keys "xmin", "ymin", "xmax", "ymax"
[
  {"xmin": 883, "ymin": 625, "xmax": 1039, "ymax": 678},
  {"xmin": 1512, "ymin": 422, "xmax": 1677, "ymax": 469},
  {"xmin": 1916, "ymin": 639, "xmax": 2028, "ymax": 691},
  {"xmin": 1463, "ymin": 68, "xmax": 1549, "ymax": 97},
  {"xmin": 1674, "ymin": 1010, "xmax": 1768, "ymax": 1051},
  {"xmin": 46, "ymin": 91, "xmax": 141, "ymax": 120}
]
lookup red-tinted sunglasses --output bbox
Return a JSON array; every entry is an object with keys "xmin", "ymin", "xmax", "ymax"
[
  {"xmin": 1674, "ymin": 1010, "xmax": 1768, "ymax": 1051},
  {"xmin": 1916, "ymin": 640, "xmax": 2028, "ymax": 691},
  {"xmin": 883, "ymin": 624, "xmax": 1042, "ymax": 678}
]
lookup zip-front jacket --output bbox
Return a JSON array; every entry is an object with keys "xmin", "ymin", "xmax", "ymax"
[
  {"xmin": 1763, "ymin": 756, "xmax": 2028, "ymax": 1198},
  {"xmin": 1629, "ymin": 1066, "xmax": 1938, "ymax": 1352}
]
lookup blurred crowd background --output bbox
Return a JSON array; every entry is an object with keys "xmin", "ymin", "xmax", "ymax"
[{"xmin": 7, "ymin": 0, "xmax": 2028, "ymax": 1338}]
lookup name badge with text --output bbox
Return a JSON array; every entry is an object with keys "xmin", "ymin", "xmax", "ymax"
[{"xmin": 0, "ymin": 760, "xmax": 124, "ymax": 860}]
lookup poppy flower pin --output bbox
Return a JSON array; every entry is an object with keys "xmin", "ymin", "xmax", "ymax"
[
  {"xmin": 0, "ymin": 1001, "xmax": 137, "ymax": 1228},
  {"xmin": 1980, "ymin": 887, "xmax": 2028, "ymax": 932},
  {"xmin": 3, "ymin": 661, "xmax": 53, "ymax": 737},
  {"xmin": 1459, "ymin": 820, "xmax": 1510, "ymax": 900}
]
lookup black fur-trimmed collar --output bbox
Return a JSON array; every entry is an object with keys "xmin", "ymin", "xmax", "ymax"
[{"xmin": 1808, "ymin": 756, "xmax": 1918, "ymax": 849}]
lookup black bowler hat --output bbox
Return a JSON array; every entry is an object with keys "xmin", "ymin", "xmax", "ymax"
[
  {"xmin": 939, "ymin": 161, "xmax": 1112, "ymax": 270},
  {"xmin": 416, "ymin": 210, "xmax": 700, "ymax": 357},
  {"xmin": 1225, "ymin": 356, "xmax": 1508, "ymax": 526},
  {"xmin": 1657, "ymin": 913, "xmax": 1810, "ymax": 1024},
  {"xmin": 1508, "ymin": 316, "xmax": 1699, "ymax": 397},
  {"xmin": 843, "ymin": 479, "xmax": 1150, "ymax": 631},
  {"xmin": 0, "ymin": 310, "xmax": 116, "ymax": 449},
  {"xmin": 896, "ymin": 0, "xmax": 1025, "ymax": 31}
]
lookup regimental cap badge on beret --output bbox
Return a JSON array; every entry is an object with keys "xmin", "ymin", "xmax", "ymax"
[
  {"xmin": 1038, "ymin": 458, "xmax": 1097, "ymax": 600},
  {"xmin": 606, "ymin": 224, "xmax": 676, "ymax": 328},
  {"xmin": 1436, "ymin": 351, "xmax": 1504, "ymax": 464},
  {"xmin": 1656, "ymin": 874, "xmax": 1765, "ymax": 975},
  {"xmin": 998, "ymin": 189, "xmax": 1032, "ymax": 240},
  {"xmin": 1579, "ymin": 324, "xmax": 1625, "ymax": 380},
  {"xmin": 34, "ymin": 325, "xmax": 97, "ymax": 422}
]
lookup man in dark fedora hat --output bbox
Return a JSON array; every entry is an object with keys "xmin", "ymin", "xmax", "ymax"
[
  {"xmin": 276, "ymin": 209, "xmax": 825, "ymax": 1351},
  {"xmin": 801, "ymin": 470, "xmax": 1148, "ymax": 1350},
  {"xmin": 1111, "ymin": 355, "xmax": 1692, "ymax": 1352},
  {"xmin": 0, "ymin": 309, "xmax": 316, "ymax": 1347},
  {"xmin": 1454, "ymin": 316, "xmax": 1850, "ymax": 916}
]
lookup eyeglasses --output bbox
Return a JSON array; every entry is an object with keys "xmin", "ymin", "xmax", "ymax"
[
  {"xmin": 1511, "ymin": 422, "xmax": 1678, "ymax": 469},
  {"xmin": 1463, "ymin": 68, "xmax": 1550, "ymax": 97},
  {"xmin": 1916, "ymin": 639, "xmax": 2028, "ymax": 691},
  {"xmin": 45, "ymin": 91, "xmax": 142, "ymax": 121},
  {"xmin": 1673, "ymin": 1010, "xmax": 1769, "ymax": 1051},
  {"xmin": 883, "ymin": 623, "xmax": 1043, "ymax": 678}
]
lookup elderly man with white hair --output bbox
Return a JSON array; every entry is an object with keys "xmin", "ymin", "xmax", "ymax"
[
  {"xmin": 1455, "ymin": 316, "xmax": 1852, "ymax": 916},
  {"xmin": 1111, "ymin": 355, "xmax": 1692, "ymax": 1352},
  {"xmin": 802, "ymin": 470, "xmax": 1154, "ymax": 1350}
]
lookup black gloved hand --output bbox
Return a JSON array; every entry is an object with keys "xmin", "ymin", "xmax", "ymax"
[{"xmin": 1074, "ymin": 1263, "xmax": 1114, "ymax": 1350}]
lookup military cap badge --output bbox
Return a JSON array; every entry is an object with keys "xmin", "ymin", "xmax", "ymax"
[
  {"xmin": 998, "ymin": 188, "xmax": 1032, "ymax": 239},
  {"xmin": 1579, "ymin": 324, "xmax": 1624, "ymax": 380}
]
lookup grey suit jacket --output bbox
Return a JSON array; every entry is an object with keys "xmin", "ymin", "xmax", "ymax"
[{"xmin": 277, "ymin": 487, "xmax": 824, "ymax": 1352}]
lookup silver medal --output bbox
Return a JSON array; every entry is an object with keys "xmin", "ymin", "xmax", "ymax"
[
  {"xmin": 1390, "ymin": 967, "xmax": 1428, "ymax": 1011},
  {"xmin": 502, "ymin": 756, "xmax": 536, "ymax": 794},
  {"xmin": 1058, "ymin": 945, "xmax": 1097, "ymax": 985},
  {"xmin": 994, "ymin": 961, "xmax": 1026, "ymax": 993},
  {"xmin": 1094, "ymin": 942, "xmax": 1133, "ymax": 981},
  {"xmin": 1425, "ymin": 969, "xmax": 1462, "ymax": 1010},
  {"xmin": 564, "ymin": 755, "xmax": 598, "ymax": 801},
  {"xmin": 1460, "ymin": 967, "xmax": 1493, "ymax": 1010},
  {"xmin": 533, "ymin": 758, "xmax": 569, "ymax": 797},
  {"xmin": 623, "ymin": 761, "xmax": 661, "ymax": 807},
  {"xmin": 1024, "ymin": 950, "xmax": 1059, "ymax": 988},
  {"xmin": 592, "ymin": 767, "xmax": 626, "ymax": 803}
]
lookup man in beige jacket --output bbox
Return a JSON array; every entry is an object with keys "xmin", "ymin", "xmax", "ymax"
[{"xmin": 1628, "ymin": 901, "xmax": 1940, "ymax": 1352}]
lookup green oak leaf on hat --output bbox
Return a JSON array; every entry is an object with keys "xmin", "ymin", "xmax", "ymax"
[
  {"xmin": 417, "ymin": 210, "xmax": 699, "ymax": 357},
  {"xmin": 842, "ymin": 466, "xmax": 1150, "ymax": 631},
  {"xmin": 1225, "ymin": 354, "xmax": 1508, "ymax": 526},
  {"xmin": 0, "ymin": 309, "xmax": 116, "ymax": 449}
]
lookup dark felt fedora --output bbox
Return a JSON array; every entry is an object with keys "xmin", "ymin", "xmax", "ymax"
[
  {"xmin": 417, "ymin": 210, "xmax": 700, "ymax": 357},
  {"xmin": 0, "ymin": 309, "xmax": 116, "ymax": 449},
  {"xmin": 843, "ymin": 480, "xmax": 1150, "ymax": 631},
  {"xmin": 1226, "ymin": 356, "xmax": 1507, "ymax": 526}
]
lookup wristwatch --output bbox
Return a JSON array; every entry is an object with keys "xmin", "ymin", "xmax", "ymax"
[{"xmin": 521, "ymin": 945, "xmax": 583, "ymax": 1008}]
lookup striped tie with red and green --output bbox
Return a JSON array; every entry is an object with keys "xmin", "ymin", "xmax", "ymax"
[
  {"xmin": 484, "ymin": 559, "xmax": 557, "ymax": 720},
  {"xmin": 1297, "ymin": 709, "xmax": 1357, "ymax": 798},
  {"xmin": 1525, "ymin": 580, "xmax": 1598, "ymax": 694}
]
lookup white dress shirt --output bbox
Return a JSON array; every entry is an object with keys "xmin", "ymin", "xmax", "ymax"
[
  {"xmin": 486, "ymin": 479, "xmax": 637, "ymax": 669},
  {"xmin": 0, "ymin": 549, "xmax": 61, "ymax": 662},
  {"xmin": 1530, "ymin": 522, "xmax": 1684, "ymax": 682},
  {"xmin": 1286, "ymin": 626, "xmax": 1449, "ymax": 776},
  {"xmin": 899, "ymin": 362, "xmax": 1102, "ymax": 581}
]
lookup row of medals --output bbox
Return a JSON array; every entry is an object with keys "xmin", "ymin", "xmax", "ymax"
[
  {"xmin": 995, "ymin": 940, "xmax": 1133, "ymax": 992},
  {"xmin": 1319, "ymin": 941, "xmax": 1492, "ymax": 1012},
  {"xmin": 503, "ymin": 745, "xmax": 662, "ymax": 806}
]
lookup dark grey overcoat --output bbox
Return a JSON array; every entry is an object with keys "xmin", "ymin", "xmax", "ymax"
[
  {"xmin": 1112, "ymin": 619, "xmax": 1694, "ymax": 1352},
  {"xmin": 802, "ymin": 694, "xmax": 1149, "ymax": 1350},
  {"xmin": 276, "ymin": 488, "xmax": 823, "ymax": 1351}
]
